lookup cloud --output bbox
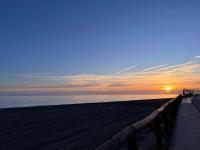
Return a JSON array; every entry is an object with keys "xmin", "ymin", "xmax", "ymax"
[
  {"xmin": 116, "ymin": 65, "xmax": 137, "ymax": 74},
  {"xmin": 0, "ymin": 57, "xmax": 200, "ymax": 96},
  {"xmin": 142, "ymin": 64, "xmax": 168, "ymax": 72},
  {"xmin": 194, "ymin": 55, "xmax": 200, "ymax": 59}
]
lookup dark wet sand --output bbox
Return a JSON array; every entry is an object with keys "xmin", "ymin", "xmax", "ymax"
[{"xmin": 0, "ymin": 98, "xmax": 170, "ymax": 150}]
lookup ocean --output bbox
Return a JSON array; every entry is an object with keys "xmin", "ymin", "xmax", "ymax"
[{"xmin": 0, "ymin": 94, "xmax": 176, "ymax": 108}]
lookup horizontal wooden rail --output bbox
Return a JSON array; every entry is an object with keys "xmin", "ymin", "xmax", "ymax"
[{"xmin": 96, "ymin": 94, "xmax": 183, "ymax": 150}]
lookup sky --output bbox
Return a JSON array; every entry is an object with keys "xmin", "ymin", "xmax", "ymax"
[{"xmin": 0, "ymin": 0, "xmax": 200, "ymax": 96}]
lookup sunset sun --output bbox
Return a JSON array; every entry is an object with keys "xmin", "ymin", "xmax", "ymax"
[{"xmin": 163, "ymin": 85, "xmax": 174, "ymax": 93}]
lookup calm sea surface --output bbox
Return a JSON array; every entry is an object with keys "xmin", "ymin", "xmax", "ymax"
[{"xmin": 0, "ymin": 94, "xmax": 176, "ymax": 108}]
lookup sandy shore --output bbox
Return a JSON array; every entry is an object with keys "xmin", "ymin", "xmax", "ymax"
[{"xmin": 0, "ymin": 98, "xmax": 170, "ymax": 150}]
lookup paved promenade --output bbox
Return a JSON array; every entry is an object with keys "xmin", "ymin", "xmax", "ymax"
[{"xmin": 170, "ymin": 94, "xmax": 200, "ymax": 150}]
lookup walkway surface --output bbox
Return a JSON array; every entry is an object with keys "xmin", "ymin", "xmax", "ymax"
[{"xmin": 170, "ymin": 94, "xmax": 200, "ymax": 150}]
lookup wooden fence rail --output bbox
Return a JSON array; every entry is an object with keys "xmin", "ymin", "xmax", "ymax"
[{"xmin": 96, "ymin": 95, "xmax": 183, "ymax": 150}]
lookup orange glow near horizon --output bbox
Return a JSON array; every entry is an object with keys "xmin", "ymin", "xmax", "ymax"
[{"xmin": 0, "ymin": 57, "xmax": 199, "ymax": 96}]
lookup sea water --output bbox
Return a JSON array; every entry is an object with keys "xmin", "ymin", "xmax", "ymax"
[{"xmin": 0, "ymin": 94, "xmax": 176, "ymax": 108}]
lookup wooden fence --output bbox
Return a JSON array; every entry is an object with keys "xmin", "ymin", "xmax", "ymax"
[{"xmin": 96, "ymin": 95, "xmax": 183, "ymax": 150}]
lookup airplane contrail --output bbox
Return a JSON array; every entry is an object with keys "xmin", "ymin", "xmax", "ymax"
[
  {"xmin": 116, "ymin": 65, "xmax": 137, "ymax": 75},
  {"xmin": 142, "ymin": 64, "xmax": 168, "ymax": 72}
]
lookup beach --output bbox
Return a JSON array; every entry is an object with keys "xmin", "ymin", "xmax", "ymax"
[{"xmin": 0, "ymin": 98, "xmax": 170, "ymax": 150}]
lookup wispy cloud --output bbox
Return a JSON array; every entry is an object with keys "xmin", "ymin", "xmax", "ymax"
[
  {"xmin": 194, "ymin": 55, "xmax": 200, "ymax": 59},
  {"xmin": 116, "ymin": 65, "xmax": 137, "ymax": 74},
  {"xmin": 142, "ymin": 64, "xmax": 168, "ymax": 72},
  {"xmin": 0, "ymin": 56, "xmax": 200, "ymax": 96}
]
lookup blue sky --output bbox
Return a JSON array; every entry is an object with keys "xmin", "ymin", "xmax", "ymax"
[{"xmin": 0, "ymin": 0, "xmax": 200, "ymax": 95}]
